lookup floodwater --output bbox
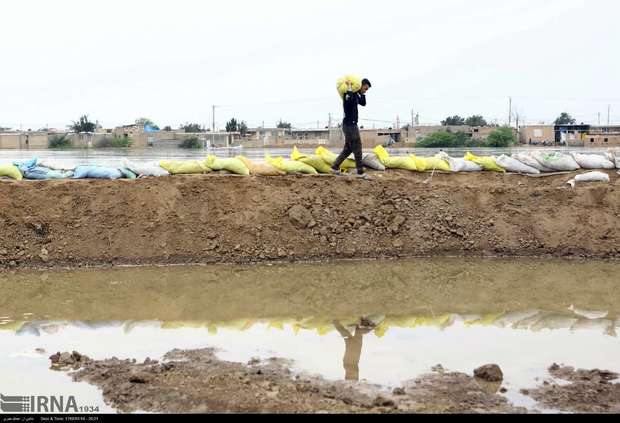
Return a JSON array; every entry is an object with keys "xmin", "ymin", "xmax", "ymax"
[
  {"xmin": 0, "ymin": 146, "xmax": 615, "ymax": 168},
  {"xmin": 1, "ymin": 258, "xmax": 619, "ymax": 413}
]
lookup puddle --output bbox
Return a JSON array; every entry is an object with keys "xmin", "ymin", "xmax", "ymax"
[{"xmin": 1, "ymin": 258, "xmax": 619, "ymax": 413}]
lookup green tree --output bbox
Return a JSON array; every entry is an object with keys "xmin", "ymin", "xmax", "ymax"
[
  {"xmin": 48, "ymin": 134, "xmax": 72, "ymax": 149},
  {"xmin": 135, "ymin": 118, "xmax": 159, "ymax": 130},
  {"xmin": 181, "ymin": 123, "xmax": 204, "ymax": 133},
  {"xmin": 465, "ymin": 115, "xmax": 488, "ymax": 127},
  {"xmin": 238, "ymin": 121, "xmax": 248, "ymax": 136},
  {"xmin": 441, "ymin": 115, "xmax": 466, "ymax": 126},
  {"xmin": 487, "ymin": 127, "xmax": 516, "ymax": 147},
  {"xmin": 70, "ymin": 115, "xmax": 96, "ymax": 133},
  {"xmin": 554, "ymin": 112, "xmax": 576, "ymax": 125},
  {"xmin": 163, "ymin": 126, "xmax": 172, "ymax": 132},
  {"xmin": 226, "ymin": 118, "xmax": 239, "ymax": 132},
  {"xmin": 416, "ymin": 131, "xmax": 487, "ymax": 148},
  {"xmin": 179, "ymin": 136, "xmax": 202, "ymax": 149},
  {"xmin": 277, "ymin": 120, "xmax": 292, "ymax": 129},
  {"xmin": 95, "ymin": 134, "xmax": 133, "ymax": 148},
  {"xmin": 416, "ymin": 131, "xmax": 458, "ymax": 148}
]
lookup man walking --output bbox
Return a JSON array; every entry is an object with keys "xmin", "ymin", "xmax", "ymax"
[{"xmin": 332, "ymin": 78, "xmax": 372, "ymax": 180}]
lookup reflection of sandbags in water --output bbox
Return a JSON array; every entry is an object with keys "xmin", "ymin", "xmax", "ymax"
[
  {"xmin": 493, "ymin": 310, "xmax": 541, "ymax": 329},
  {"xmin": 72, "ymin": 321, "xmax": 125, "ymax": 330},
  {"xmin": 374, "ymin": 315, "xmax": 455, "ymax": 338},
  {"xmin": 530, "ymin": 315, "xmax": 579, "ymax": 332},
  {"xmin": 291, "ymin": 147, "xmax": 332, "ymax": 174},
  {"xmin": 0, "ymin": 321, "xmax": 26, "ymax": 332},
  {"xmin": 123, "ymin": 321, "xmax": 164, "ymax": 334},
  {"xmin": 464, "ymin": 313, "xmax": 504, "ymax": 327},
  {"xmin": 571, "ymin": 318, "xmax": 614, "ymax": 333},
  {"xmin": 316, "ymin": 147, "xmax": 356, "ymax": 170},
  {"xmin": 569, "ymin": 306, "xmax": 608, "ymax": 320},
  {"xmin": 373, "ymin": 146, "xmax": 417, "ymax": 171},
  {"xmin": 512, "ymin": 311, "xmax": 546, "ymax": 330},
  {"xmin": 237, "ymin": 156, "xmax": 285, "ymax": 176},
  {"xmin": 465, "ymin": 152, "xmax": 505, "ymax": 173}
]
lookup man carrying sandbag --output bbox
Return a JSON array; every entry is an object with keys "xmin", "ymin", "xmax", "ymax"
[{"xmin": 332, "ymin": 78, "xmax": 372, "ymax": 180}]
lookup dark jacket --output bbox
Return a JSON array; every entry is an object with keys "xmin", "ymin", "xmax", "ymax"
[{"xmin": 343, "ymin": 91, "xmax": 366, "ymax": 126}]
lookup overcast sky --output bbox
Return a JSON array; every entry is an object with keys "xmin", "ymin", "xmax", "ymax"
[{"xmin": 2, "ymin": 0, "xmax": 619, "ymax": 130}]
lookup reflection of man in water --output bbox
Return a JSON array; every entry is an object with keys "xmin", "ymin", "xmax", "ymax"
[{"xmin": 333, "ymin": 320, "xmax": 372, "ymax": 381}]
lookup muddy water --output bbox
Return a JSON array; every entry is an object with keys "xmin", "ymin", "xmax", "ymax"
[{"xmin": 1, "ymin": 258, "xmax": 619, "ymax": 413}]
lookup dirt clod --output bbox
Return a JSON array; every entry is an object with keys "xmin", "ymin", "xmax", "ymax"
[{"xmin": 474, "ymin": 364, "xmax": 504, "ymax": 383}]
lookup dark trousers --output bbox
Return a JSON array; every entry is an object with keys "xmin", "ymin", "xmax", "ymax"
[{"xmin": 333, "ymin": 123, "xmax": 364, "ymax": 174}]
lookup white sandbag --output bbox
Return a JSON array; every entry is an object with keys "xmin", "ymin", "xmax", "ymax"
[
  {"xmin": 512, "ymin": 153, "xmax": 553, "ymax": 172},
  {"xmin": 362, "ymin": 153, "xmax": 386, "ymax": 171},
  {"xmin": 571, "ymin": 153, "xmax": 615, "ymax": 170},
  {"xmin": 448, "ymin": 158, "xmax": 483, "ymax": 172},
  {"xmin": 38, "ymin": 158, "xmax": 77, "ymax": 172},
  {"xmin": 122, "ymin": 159, "xmax": 169, "ymax": 177},
  {"xmin": 567, "ymin": 171, "xmax": 610, "ymax": 188},
  {"xmin": 434, "ymin": 152, "xmax": 482, "ymax": 172},
  {"xmin": 495, "ymin": 155, "xmax": 540, "ymax": 174},
  {"xmin": 607, "ymin": 149, "xmax": 620, "ymax": 169},
  {"xmin": 533, "ymin": 152, "xmax": 580, "ymax": 172}
]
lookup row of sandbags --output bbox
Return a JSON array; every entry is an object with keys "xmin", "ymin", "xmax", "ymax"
[
  {"xmin": 374, "ymin": 147, "xmax": 620, "ymax": 175},
  {"xmin": 6, "ymin": 310, "xmax": 616, "ymax": 337},
  {"xmin": 2, "ymin": 149, "xmax": 619, "ymax": 181}
]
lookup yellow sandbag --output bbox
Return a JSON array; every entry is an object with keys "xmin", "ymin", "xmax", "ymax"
[
  {"xmin": 237, "ymin": 156, "xmax": 285, "ymax": 176},
  {"xmin": 0, "ymin": 164, "xmax": 23, "ymax": 181},
  {"xmin": 337, "ymin": 74, "xmax": 362, "ymax": 99},
  {"xmin": 373, "ymin": 146, "xmax": 417, "ymax": 171},
  {"xmin": 315, "ymin": 146, "xmax": 357, "ymax": 170},
  {"xmin": 374, "ymin": 321, "xmax": 390, "ymax": 338},
  {"xmin": 411, "ymin": 155, "xmax": 451, "ymax": 172},
  {"xmin": 291, "ymin": 147, "xmax": 332, "ymax": 174},
  {"xmin": 206, "ymin": 155, "xmax": 250, "ymax": 176},
  {"xmin": 267, "ymin": 155, "xmax": 318, "ymax": 175},
  {"xmin": 465, "ymin": 152, "xmax": 505, "ymax": 173},
  {"xmin": 464, "ymin": 313, "xmax": 505, "ymax": 327},
  {"xmin": 159, "ymin": 160, "xmax": 211, "ymax": 175}
]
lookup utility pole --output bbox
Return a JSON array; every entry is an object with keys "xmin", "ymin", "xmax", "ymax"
[
  {"xmin": 328, "ymin": 113, "xmax": 332, "ymax": 144},
  {"xmin": 212, "ymin": 105, "xmax": 216, "ymax": 133},
  {"xmin": 598, "ymin": 112, "xmax": 601, "ymax": 126},
  {"xmin": 396, "ymin": 115, "xmax": 400, "ymax": 130},
  {"xmin": 508, "ymin": 97, "xmax": 512, "ymax": 127},
  {"xmin": 608, "ymin": 105, "xmax": 611, "ymax": 128},
  {"xmin": 411, "ymin": 109, "xmax": 415, "ymax": 127}
]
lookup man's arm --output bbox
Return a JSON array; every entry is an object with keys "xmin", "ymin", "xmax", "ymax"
[{"xmin": 358, "ymin": 94, "xmax": 367, "ymax": 107}]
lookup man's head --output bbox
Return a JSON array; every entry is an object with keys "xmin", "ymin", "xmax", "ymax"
[{"xmin": 360, "ymin": 78, "xmax": 372, "ymax": 94}]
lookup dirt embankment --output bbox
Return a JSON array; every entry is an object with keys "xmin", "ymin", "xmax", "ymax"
[
  {"xmin": 55, "ymin": 349, "xmax": 526, "ymax": 414},
  {"xmin": 1, "ymin": 171, "xmax": 619, "ymax": 269},
  {"xmin": 52, "ymin": 350, "xmax": 620, "ymax": 414}
]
